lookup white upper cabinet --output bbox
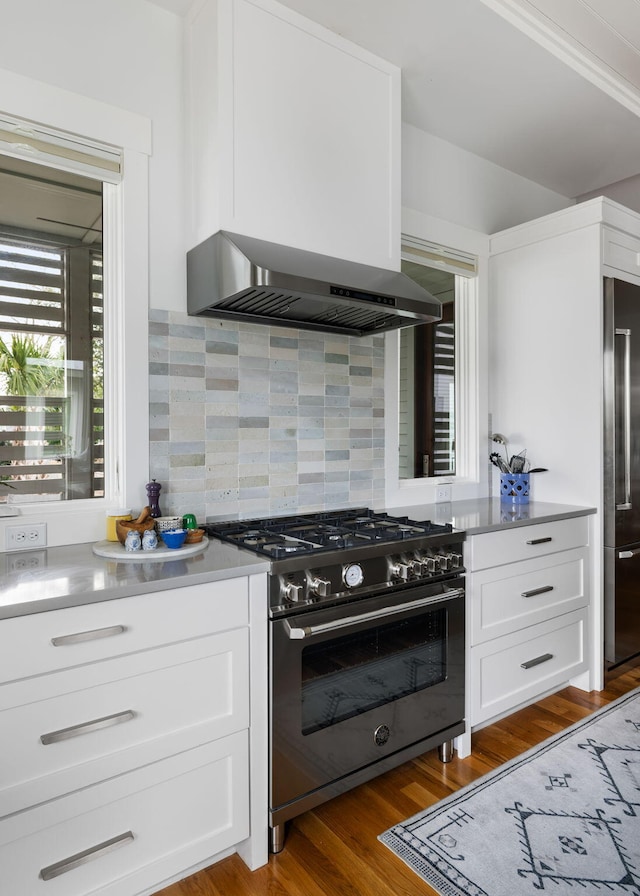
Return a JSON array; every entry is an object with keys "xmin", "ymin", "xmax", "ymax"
[{"xmin": 186, "ymin": 0, "xmax": 401, "ymax": 268}]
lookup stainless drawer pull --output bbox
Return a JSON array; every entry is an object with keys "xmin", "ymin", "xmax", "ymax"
[
  {"xmin": 521, "ymin": 653, "xmax": 553, "ymax": 670},
  {"xmin": 39, "ymin": 831, "xmax": 134, "ymax": 881},
  {"xmin": 40, "ymin": 709, "xmax": 135, "ymax": 745},
  {"xmin": 521, "ymin": 585, "xmax": 554, "ymax": 598},
  {"xmin": 526, "ymin": 537, "xmax": 552, "ymax": 546},
  {"xmin": 51, "ymin": 624, "xmax": 126, "ymax": 646}
]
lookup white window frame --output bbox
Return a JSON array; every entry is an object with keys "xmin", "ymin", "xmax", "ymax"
[
  {"xmin": 384, "ymin": 213, "xmax": 489, "ymax": 509},
  {"xmin": 0, "ymin": 67, "xmax": 151, "ymax": 545}
]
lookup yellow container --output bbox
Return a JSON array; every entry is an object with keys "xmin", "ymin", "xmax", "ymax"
[{"xmin": 106, "ymin": 509, "xmax": 132, "ymax": 541}]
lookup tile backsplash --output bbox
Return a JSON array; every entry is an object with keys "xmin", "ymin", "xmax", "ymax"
[{"xmin": 149, "ymin": 310, "xmax": 385, "ymax": 521}]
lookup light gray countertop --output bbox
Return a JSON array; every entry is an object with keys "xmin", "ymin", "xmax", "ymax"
[
  {"xmin": 387, "ymin": 498, "xmax": 596, "ymax": 536},
  {"xmin": 0, "ymin": 499, "xmax": 596, "ymax": 620},
  {"xmin": 0, "ymin": 539, "xmax": 269, "ymax": 620}
]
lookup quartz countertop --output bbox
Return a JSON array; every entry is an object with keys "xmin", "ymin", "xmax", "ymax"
[
  {"xmin": 0, "ymin": 499, "xmax": 596, "ymax": 620},
  {"xmin": 387, "ymin": 498, "xmax": 596, "ymax": 536},
  {"xmin": 0, "ymin": 539, "xmax": 269, "ymax": 620}
]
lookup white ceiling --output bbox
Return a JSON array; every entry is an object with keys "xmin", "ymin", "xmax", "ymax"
[{"xmin": 149, "ymin": 0, "xmax": 640, "ymax": 199}]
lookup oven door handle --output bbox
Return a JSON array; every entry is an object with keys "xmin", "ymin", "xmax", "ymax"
[{"xmin": 285, "ymin": 588, "xmax": 465, "ymax": 640}]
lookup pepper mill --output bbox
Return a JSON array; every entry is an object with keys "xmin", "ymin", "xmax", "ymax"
[{"xmin": 146, "ymin": 479, "xmax": 162, "ymax": 518}]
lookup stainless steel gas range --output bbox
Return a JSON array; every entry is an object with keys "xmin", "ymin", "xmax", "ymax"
[{"xmin": 205, "ymin": 508, "xmax": 466, "ymax": 852}]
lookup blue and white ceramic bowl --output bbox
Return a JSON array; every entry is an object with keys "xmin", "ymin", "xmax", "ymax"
[{"xmin": 161, "ymin": 528, "xmax": 187, "ymax": 549}]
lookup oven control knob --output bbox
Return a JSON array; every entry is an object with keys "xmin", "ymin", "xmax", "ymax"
[
  {"xmin": 418, "ymin": 554, "xmax": 437, "ymax": 574},
  {"xmin": 343, "ymin": 563, "xmax": 364, "ymax": 588},
  {"xmin": 308, "ymin": 575, "xmax": 331, "ymax": 597},
  {"xmin": 390, "ymin": 561, "xmax": 410, "ymax": 581},
  {"xmin": 447, "ymin": 552, "xmax": 462, "ymax": 569},
  {"xmin": 281, "ymin": 580, "xmax": 303, "ymax": 602},
  {"xmin": 436, "ymin": 554, "xmax": 452, "ymax": 571},
  {"xmin": 409, "ymin": 559, "xmax": 425, "ymax": 577}
]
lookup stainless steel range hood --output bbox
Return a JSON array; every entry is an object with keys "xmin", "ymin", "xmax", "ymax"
[{"xmin": 187, "ymin": 231, "xmax": 441, "ymax": 336}]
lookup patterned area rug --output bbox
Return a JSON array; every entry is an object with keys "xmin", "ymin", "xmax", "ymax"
[{"xmin": 380, "ymin": 688, "xmax": 640, "ymax": 895}]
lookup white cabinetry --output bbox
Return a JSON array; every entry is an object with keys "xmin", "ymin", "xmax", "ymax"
[
  {"xmin": 465, "ymin": 517, "xmax": 590, "ymax": 737},
  {"xmin": 186, "ymin": 0, "xmax": 400, "ymax": 268},
  {"xmin": 0, "ymin": 575, "xmax": 268, "ymax": 895},
  {"xmin": 488, "ymin": 197, "xmax": 640, "ymax": 686}
]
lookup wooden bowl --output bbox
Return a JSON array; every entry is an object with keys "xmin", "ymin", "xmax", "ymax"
[
  {"xmin": 116, "ymin": 517, "xmax": 156, "ymax": 546},
  {"xmin": 185, "ymin": 527, "xmax": 205, "ymax": 544}
]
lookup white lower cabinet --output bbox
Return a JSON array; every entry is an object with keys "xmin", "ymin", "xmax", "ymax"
[
  {"xmin": 466, "ymin": 516, "xmax": 591, "ymax": 732},
  {"xmin": 0, "ymin": 734, "xmax": 248, "ymax": 896},
  {"xmin": 0, "ymin": 574, "xmax": 268, "ymax": 895},
  {"xmin": 470, "ymin": 609, "xmax": 587, "ymax": 723}
]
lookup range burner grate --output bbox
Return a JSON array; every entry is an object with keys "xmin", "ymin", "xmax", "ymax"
[{"xmin": 205, "ymin": 508, "xmax": 453, "ymax": 558}]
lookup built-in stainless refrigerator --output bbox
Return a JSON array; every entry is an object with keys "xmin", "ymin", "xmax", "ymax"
[{"xmin": 604, "ymin": 277, "xmax": 640, "ymax": 667}]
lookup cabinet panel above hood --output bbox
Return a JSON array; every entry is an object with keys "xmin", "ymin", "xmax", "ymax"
[{"xmin": 186, "ymin": 231, "xmax": 441, "ymax": 336}]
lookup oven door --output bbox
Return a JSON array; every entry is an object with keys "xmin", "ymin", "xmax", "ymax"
[{"xmin": 270, "ymin": 579, "xmax": 464, "ymax": 813}]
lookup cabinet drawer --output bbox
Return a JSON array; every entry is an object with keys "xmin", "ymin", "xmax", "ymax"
[
  {"xmin": 0, "ymin": 628, "xmax": 249, "ymax": 816},
  {"xmin": 466, "ymin": 516, "xmax": 589, "ymax": 571},
  {"xmin": 602, "ymin": 227, "xmax": 640, "ymax": 276},
  {"xmin": 0, "ymin": 732, "xmax": 249, "ymax": 896},
  {"xmin": 0, "ymin": 577, "xmax": 249, "ymax": 684},
  {"xmin": 470, "ymin": 609, "xmax": 588, "ymax": 726},
  {"xmin": 469, "ymin": 548, "xmax": 588, "ymax": 644}
]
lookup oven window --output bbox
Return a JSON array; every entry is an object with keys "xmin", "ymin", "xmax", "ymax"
[{"xmin": 301, "ymin": 608, "xmax": 447, "ymax": 735}]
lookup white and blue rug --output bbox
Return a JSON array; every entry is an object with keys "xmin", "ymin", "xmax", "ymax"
[{"xmin": 380, "ymin": 687, "xmax": 640, "ymax": 895}]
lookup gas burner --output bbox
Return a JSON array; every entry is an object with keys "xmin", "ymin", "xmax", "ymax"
[
  {"xmin": 241, "ymin": 534, "xmax": 285, "ymax": 547},
  {"xmin": 204, "ymin": 507, "xmax": 464, "ymax": 619},
  {"xmin": 265, "ymin": 543, "xmax": 314, "ymax": 558},
  {"xmin": 204, "ymin": 507, "xmax": 454, "ymax": 560}
]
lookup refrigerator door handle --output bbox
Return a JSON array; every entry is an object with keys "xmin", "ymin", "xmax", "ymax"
[
  {"xmin": 618, "ymin": 548, "xmax": 640, "ymax": 559},
  {"xmin": 616, "ymin": 327, "xmax": 632, "ymax": 511}
]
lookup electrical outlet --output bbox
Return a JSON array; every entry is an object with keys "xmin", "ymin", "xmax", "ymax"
[
  {"xmin": 7, "ymin": 550, "xmax": 46, "ymax": 573},
  {"xmin": 5, "ymin": 522, "xmax": 47, "ymax": 551},
  {"xmin": 435, "ymin": 484, "xmax": 452, "ymax": 502}
]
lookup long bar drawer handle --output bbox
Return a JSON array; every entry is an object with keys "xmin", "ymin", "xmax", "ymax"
[
  {"xmin": 526, "ymin": 537, "xmax": 552, "ymax": 546},
  {"xmin": 521, "ymin": 585, "xmax": 554, "ymax": 598},
  {"xmin": 51, "ymin": 624, "xmax": 126, "ymax": 646},
  {"xmin": 521, "ymin": 653, "xmax": 553, "ymax": 670},
  {"xmin": 40, "ymin": 709, "xmax": 135, "ymax": 745},
  {"xmin": 286, "ymin": 588, "xmax": 465, "ymax": 640},
  {"xmin": 39, "ymin": 831, "xmax": 134, "ymax": 881}
]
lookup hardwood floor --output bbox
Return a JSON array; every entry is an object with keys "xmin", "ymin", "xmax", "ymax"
[{"xmin": 157, "ymin": 662, "xmax": 640, "ymax": 896}]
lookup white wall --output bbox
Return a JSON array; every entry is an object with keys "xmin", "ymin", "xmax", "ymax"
[
  {"xmin": 0, "ymin": 0, "xmax": 185, "ymax": 313},
  {"xmin": 0, "ymin": 1, "xmax": 577, "ymax": 320},
  {"xmin": 402, "ymin": 123, "xmax": 574, "ymax": 235},
  {"xmin": 579, "ymin": 173, "xmax": 640, "ymax": 215},
  {"xmin": 0, "ymin": 0, "xmax": 590, "ymax": 535}
]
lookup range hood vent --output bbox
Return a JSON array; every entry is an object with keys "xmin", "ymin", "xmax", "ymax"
[{"xmin": 187, "ymin": 231, "xmax": 442, "ymax": 336}]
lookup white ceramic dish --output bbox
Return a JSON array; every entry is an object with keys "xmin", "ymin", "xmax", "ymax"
[
  {"xmin": 92, "ymin": 537, "xmax": 208, "ymax": 561},
  {"xmin": 155, "ymin": 516, "xmax": 182, "ymax": 532}
]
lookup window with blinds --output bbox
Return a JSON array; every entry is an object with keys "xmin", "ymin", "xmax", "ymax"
[
  {"xmin": 0, "ymin": 154, "xmax": 105, "ymax": 503},
  {"xmin": 399, "ymin": 238, "xmax": 476, "ymax": 480}
]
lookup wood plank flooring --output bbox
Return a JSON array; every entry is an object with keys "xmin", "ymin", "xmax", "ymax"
[{"xmin": 157, "ymin": 662, "xmax": 640, "ymax": 896}]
